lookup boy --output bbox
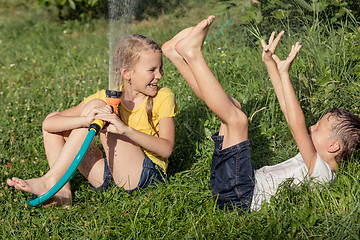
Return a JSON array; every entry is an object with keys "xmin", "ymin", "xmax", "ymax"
[{"xmin": 162, "ymin": 16, "xmax": 360, "ymax": 211}]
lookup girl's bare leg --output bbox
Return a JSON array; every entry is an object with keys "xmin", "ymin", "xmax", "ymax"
[
  {"xmin": 175, "ymin": 16, "xmax": 248, "ymax": 148},
  {"xmin": 100, "ymin": 132, "xmax": 143, "ymax": 190},
  {"xmin": 40, "ymin": 112, "xmax": 72, "ymax": 206},
  {"xmin": 7, "ymin": 100, "xmax": 107, "ymax": 206}
]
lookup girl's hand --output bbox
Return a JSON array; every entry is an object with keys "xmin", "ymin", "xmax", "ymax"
[
  {"xmin": 94, "ymin": 105, "xmax": 128, "ymax": 134},
  {"xmin": 273, "ymin": 42, "xmax": 302, "ymax": 74},
  {"xmin": 84, "ymin": 105, "xmax": 112, "ymax": 126},
  {"xmin": 261, "ymin": 31, "xmax": 284, "ymax": 62}
]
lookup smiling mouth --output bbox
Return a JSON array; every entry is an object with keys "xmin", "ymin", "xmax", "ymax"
[{"xmin": 148, "ymin": 82, "xmax": 158, "ymax": 89}]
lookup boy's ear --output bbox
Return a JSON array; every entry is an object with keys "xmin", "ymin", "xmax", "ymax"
[
  {"xmin": 327, "ymin": 140, "xmax": 341, "ymax": 153},
  {"xmin": 121, "ymin": 68, "xmax": 131, "ymax": 80}
]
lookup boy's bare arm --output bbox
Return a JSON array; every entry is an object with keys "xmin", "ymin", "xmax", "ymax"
[
  {"xmin": 261, "ymin": 31, "xmax": 288, "ymax": 121},
  {"xmin": 275, "ymin": 43, "xmax": 318, "ymax": 174}
]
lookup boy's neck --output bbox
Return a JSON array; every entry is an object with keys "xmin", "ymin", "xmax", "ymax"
[{"xmin": 321, "ymin": 154, "xmax": 338, "ymax": 172}]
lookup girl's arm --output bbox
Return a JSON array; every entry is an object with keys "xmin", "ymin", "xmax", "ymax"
[
  {"xmin": 95, "ymin": 106, "xmax": 175, "ymax": 158},
  {"xmin": 275, "ymin": 43, "xmax": 318, "ymax": 174},
  {"xmin": 42, "ymin": 101, "xmax": 96, "ymax": 133},
  {"xmin": 123, "ymin": 117, "xmax": 175, "ymax": 158}
]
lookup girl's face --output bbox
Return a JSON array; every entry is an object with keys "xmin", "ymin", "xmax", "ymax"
[{"xmin": 129, "ymin": 50, "xmax": 163, "ymax": 97}]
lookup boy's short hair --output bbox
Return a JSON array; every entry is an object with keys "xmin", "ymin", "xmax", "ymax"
[{"xmin": 329, "ymin": 108, "xmax": 360, "ymax": 163}]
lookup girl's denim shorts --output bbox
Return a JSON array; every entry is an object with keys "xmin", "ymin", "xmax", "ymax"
[
  {"xmin": 92, "ymin": 153, "xmax": 167, "ymax": 194},
  {"xmin": 210, "ymin": 132, "xmax": 255, "ymax": 212}
]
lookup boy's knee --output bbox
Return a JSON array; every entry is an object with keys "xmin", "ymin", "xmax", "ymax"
[
  {"xmin": 238, "ymin": 111, "xmax": 249, "ymax": 129},
  {"xmin": 81, "ymin": 99, "xmax": 107, "ymax": 116},
  {"xmin": 229, "ymin": 96, "xmax": 242, "ymax": 111},
  {"xmin": 161, "ymin": 42, "xmax": 171, "ymax": 55},
  {"xmin": 228, "ymin": 109, "xmax": 248, "ymax": 130}
]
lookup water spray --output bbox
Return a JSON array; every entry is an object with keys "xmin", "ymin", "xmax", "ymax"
[
  {"xmin": 27, "ymin": 90, "xmax": 122, "ymax": 207},
  {"xmin": 108, "ymin": 0, "xmax": 136, "ymax": 90}
]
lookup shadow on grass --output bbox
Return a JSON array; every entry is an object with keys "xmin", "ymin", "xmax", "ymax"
[
  {"xmin": 168, "ymin": 101, "xmax": 210, "ymax": 176},
  {"xmin": 248, "ymin": 120, "xmax": 275, "ymax": 170},
  {"xmin": 242, "ymin": 99, "xmax": 276, "ymax": 170},
  {"xmin": 168, "ymin": 99, "xmax": 276, "ymax": 176}
]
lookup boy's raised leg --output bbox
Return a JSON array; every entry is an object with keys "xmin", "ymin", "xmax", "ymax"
[
  {"xmin": 162, "ymin": 27, "xmax": 205, "ymax": 101},
  {"xmin": 175, "ymin": 16, "xmax": 248, "ymax": 148}
]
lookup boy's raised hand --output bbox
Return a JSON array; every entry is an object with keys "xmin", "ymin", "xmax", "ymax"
[
  {"xmin": 261, "ymin": 31, "xmax": 285, "ymax": 62},
  {"xmin": 272, "ymin": 42, "xmax": 302, "ymax": 74}
]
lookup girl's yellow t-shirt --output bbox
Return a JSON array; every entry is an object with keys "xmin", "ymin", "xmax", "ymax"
[{"xmin": 84, "ymin": 87, "xmax": 178, "ymax": 173}]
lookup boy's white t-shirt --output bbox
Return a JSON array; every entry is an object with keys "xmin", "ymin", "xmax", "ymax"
[{"xmin": 251, "ymin": 153, "xmax": 335, "ymax": 211}]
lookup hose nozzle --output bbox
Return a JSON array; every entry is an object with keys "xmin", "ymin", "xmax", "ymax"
[
  {"xmin": 88, "ymin": 90, "xmax": 122, "ymax": 133},
  {"xmin": 105, "ymin": 90, "xmax": 122, "ymax": 113}
]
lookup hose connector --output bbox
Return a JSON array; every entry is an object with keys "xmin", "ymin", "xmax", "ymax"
[
  {"xmin": 88, "ymin": 119, "xmax": 105, "ymax": 134},
  {"xmin": 88, "ymin": 90, "xmax": 122, "ymax": 134}
]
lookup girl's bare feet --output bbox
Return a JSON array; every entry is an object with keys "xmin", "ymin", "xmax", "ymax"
[
  {"xmin": 7, "ymin": 176, "xmax": 71, "ymax": 207},
  {"xmin": 175, "ymin": 15, "xmax": 215, "ymax": 60}
]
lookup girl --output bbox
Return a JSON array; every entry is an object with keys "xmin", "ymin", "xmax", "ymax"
[
  {"xmin": 162, "ymin": 16, "xmax": 360, "ymax": 212},
  {"xmin": 7, "ymin": 34, "xmax": 177, "ymax": 206}
]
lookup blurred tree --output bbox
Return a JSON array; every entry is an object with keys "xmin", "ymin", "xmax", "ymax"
[{"xmin": 38, "ymin": 0, "xmax": 181, "ymax": 21}]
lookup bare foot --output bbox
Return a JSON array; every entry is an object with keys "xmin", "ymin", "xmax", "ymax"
[
  {"xmin": 7, "ymin": 177, "xmax": 47, "ymax": 196},
  {"xmin": 162, "ymin": 27, "xmax": 193, "ymax": 60},
  {"xmin": 175, "ymin": 15, "xmax": 215, "ymax": 60},
  {"xmin": 7, "ymin": 177, "xmax": 71, "ymax": 207}
]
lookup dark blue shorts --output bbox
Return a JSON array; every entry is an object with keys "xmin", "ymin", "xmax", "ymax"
[
  {"xmin": 210, "ymin": 132, "xmax": 255, "ymax": 212},
  {"xmin": 93, "ymin": 153, "xmax": 167, "ymax": 194}
]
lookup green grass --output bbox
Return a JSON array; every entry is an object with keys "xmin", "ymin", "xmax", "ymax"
[{"xmin": 1, "ymin": 0, "xmax": 360, "ymax": 239}]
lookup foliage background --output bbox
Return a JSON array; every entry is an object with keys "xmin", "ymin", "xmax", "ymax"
[{"xmin": 1, "ymin": 0, "xmax": 360, "ymax": 238}]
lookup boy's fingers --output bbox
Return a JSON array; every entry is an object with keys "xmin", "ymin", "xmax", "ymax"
[
  {"xmin": 274, "ymin": 31, "xmax": 284, "ymax": 42},
  {"xmin": 271, "ymin": 30, "xmax": 284, "ymax": 51},
  {"xmin": 292, "ymin": 43, "xmax": 302, "ymax": 54},
  {"xmin": 272, "ymin": 54, "xmax": 280, "ymax": 63},
  {"xmin": 260, "ymin": 39, "xmax": 266, "ymax": 48},
  {"xmin": 268, "ymin": 31, "xmax": 276, "ymax": 43},
  {"xmin": 291, "ymin": 44, "xmax": 295, "ymax": 53}
]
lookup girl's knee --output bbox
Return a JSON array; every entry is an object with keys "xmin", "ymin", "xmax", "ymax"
[
  {"xmin": 44, "ymin": 111, "xmax": 60, "ymax": 120},
  {"xmin": 42, "ymin": 111, "xmax": 60, "ymax": 130},
  {"xmin": 81, "ymin": 99, "xmax": 107, "ymax": 116}
]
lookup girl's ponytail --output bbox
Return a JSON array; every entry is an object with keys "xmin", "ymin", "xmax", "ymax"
[{"xmin": 146, "ymin": 96, "xmax": 159, "ymax": 136}]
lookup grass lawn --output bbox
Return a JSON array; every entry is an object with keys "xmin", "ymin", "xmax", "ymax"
[{"xmin": 1, "ymin": 0, "xmax": 360, "ymax": 239}]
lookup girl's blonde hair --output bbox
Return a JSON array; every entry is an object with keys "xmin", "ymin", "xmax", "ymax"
[{"xmin": 113, "ymin": 34, "xmax": 161, "ymax": 136}]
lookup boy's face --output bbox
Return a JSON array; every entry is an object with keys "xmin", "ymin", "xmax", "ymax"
[{"xmin": 309, "ymin": 113, "xmax": 335, "ymax": 153}]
